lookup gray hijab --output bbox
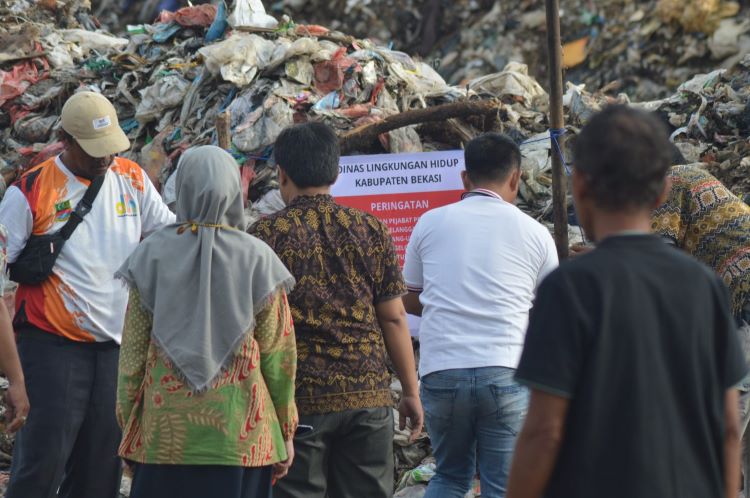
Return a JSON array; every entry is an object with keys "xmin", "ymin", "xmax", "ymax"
[{"xmin": 117, "ymin": 145, "xmax": 294, "ymax": 392}]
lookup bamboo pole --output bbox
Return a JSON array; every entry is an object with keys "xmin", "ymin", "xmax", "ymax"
[{"xmin": 545, "ymin": 0, "xmax": 569, "ymax": 260}]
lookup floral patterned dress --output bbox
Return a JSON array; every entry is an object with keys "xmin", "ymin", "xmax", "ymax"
[{"xmin": 116, "ymin": 288, "xmax": 298, "ymax": 466}]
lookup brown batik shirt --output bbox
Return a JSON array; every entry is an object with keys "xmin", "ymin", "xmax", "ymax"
[{"xmin": 249, "ymin": 194, "xmax": 406, "ymax": 415}]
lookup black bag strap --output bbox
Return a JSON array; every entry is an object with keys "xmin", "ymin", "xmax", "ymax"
[{"xmin": 58, "ymin": 174, "xmax": 105, "ymax": 240}]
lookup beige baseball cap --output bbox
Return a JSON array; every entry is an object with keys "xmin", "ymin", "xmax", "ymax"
[{"xmin": 61, "ymin": 91, "xmax": 130, "ymax": 158}]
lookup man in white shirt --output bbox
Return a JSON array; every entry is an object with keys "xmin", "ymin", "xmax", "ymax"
[
  {"xmin": 0, "ymin": 92, "xmax": 175, "ymax": 498},
  {"xmin": 403, "ymin": 133, "xmax": 558, "ymax": 498}
]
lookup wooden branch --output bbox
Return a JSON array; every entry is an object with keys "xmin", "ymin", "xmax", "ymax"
[
  {"xmin": 339, "ymin": 100, "xmax": 502, "ymax": 153},
  {"xmin": 216, "ymin": 109, "xmax": 231, "ymax": 150}
]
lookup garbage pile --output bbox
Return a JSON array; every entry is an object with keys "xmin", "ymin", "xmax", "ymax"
[
  {"xmin": 1, "ymin": 0, "xmax": 750, "ymax": 492},
  {"xmin": 0, "ymin": 0, "xmax": 569, "ymax": 224},
  {"xmin": 277, "ymin": 0, "xmax": 750, "ymax": 100},
  {"xmin": 637, "ymin": 54, "xmax": 750, "ymax": 195}
]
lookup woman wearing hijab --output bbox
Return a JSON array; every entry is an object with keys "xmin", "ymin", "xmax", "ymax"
[{"xmin": 116, "ymin": 146, "xmax": 298, "ymax": 498}]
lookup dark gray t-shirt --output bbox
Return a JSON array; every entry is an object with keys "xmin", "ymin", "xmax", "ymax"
[{"xmin": 517, "ymin": 234, "xmax": 748, "ymax": 498}]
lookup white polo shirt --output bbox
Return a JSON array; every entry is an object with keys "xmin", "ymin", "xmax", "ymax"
[{"xmin": 403, "ymin": 189, "xmax": 558, "ymax": 376}]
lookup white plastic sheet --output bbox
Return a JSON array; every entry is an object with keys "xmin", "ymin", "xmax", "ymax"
[{"xmin": 227, "ymin": 0, "xmax": 278, "ymax": 29}]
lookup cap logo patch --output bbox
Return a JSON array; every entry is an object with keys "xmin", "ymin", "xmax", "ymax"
[{"xmin": 92, "ymin": 116, "xmax": 111, "ymax": 130}]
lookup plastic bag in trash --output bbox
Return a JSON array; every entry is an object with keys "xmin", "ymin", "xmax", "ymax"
[
  {"xmin": 396, "ymin": 463, "xmax": 436, "ymax": 492},
  {"xmin": 59, "ymin": 29, "xmax": 128, "ymax": 55},
  {"xmin": 228, "ymin": 0, "xmax": 278, "ymax": 29},
  {"xmin": 286, "ymin": 60, "xmax": 314, "ymax": 86},
  {"xmin": 469, "ymin": 62, "xmax": 548, "ymax": 106},
  {"xmin": 41, "ymin": 32, "xmax": 75, "ymax": 68},
  {"xmin": 254, "ymin": 189, "xmax": 285, "ymax": 216},
  {"xmin": 0, "ymin": 59, "xmax": 49, "ymax": 107},
  {"xmin": 139, "ymin": 127, "xmax": 173, "ymax": 189},
  {"xmin": 312, "ymin": 92, "xmax": 341, "ymax": 112},
  {"xmin": 0, "ymin": 24, "xmax": 42, "ymax": 64},
  {"xmin": 173, "ymin": 4, "xmax": 217, "ymax": 27},
  {"xmin": 233, "ymin": 97, "xmax": 293, "ymax": 152},
  {"xmin": 206, "ymin": 1, "xmax": 228, "ymax": 42},
  {"xmin": 313, "ymin": 48, "xmax": 359, "ymax": 94},
  {"xmin": 394, "ymin": 485, "xmax": 427, "ymax": 498},
  {"xmin": 136, "ymin": 75, "xmax": 190, "ymax": 124},
  {"xmin": 174, "ymin": 3, "xmax": 217, "ymax": 28},
  {"xmin": 13, "ymin": 114, "xmax": 58, "ymax": 144},
  {"xmin": 199, "ymin": 34, "xmax": 276, "ymax": 86},
  {"xmin": 387, "ymin": 126, "xmax": 422, "ymax": 154}
]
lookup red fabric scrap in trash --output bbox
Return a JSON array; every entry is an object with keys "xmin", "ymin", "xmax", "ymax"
[
  {"xmin": 19, "ymin": 141, "xmax": 64, "ymax": 171},
  {"xmin": 313, "ymin": 48, "xmax": 360, "ymax": 95},
  {"xmin": 295, "ymin": 25, "xmax": 329, "ymax": 36},
  {"xmin": 335, "ymin": 104, "xmax": 372, "ymax": 119},
  {"xmin": 7, "ymin": 104, "xmax": 31, "ymax": 125},
  {"xmin": 0, "ymin": 57, "xmax": 49, "ymax": 107},
  {"xmin": 157, "ymin": 10, "xmax": 176, "ymax": 23},
  {"xmin": 174, "ymin": 4, "xmax": 217, "ymax": 27},
  {"xmin": 240, "ymin": 160, "xmax": 255, "ymax": 208},
  {"xmin": 370, "ymin": 80, "xmax": 385, "ymax": 105}
]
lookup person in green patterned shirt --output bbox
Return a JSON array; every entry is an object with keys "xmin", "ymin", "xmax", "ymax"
[{"xmin": 116, "ymin": 146, "xmax": 298, "ymax": 498}]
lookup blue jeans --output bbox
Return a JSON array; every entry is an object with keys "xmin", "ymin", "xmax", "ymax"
[{"xmin": 421, "ymin": 367, "xmax": 528, "ymax": 498}]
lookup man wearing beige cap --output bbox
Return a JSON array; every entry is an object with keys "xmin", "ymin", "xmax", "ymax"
[{"xmin": 0, "ymin": 91, "xmax": 175, "ymax": 498}]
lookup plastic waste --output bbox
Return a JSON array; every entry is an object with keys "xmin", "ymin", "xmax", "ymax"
[
  {"xmin": 387, "ymin": 126, "xmax": 422, "ymax": 154},
  {"xmin": 254, "ymin": 189, "xmax": 285, "ymax": 216},
  {"xmin": 205, "ymin": 2, "xmax": 228, "ymax": 42},
  {"xmin": 136, "ymin": 75, "xmax": 190, "ymax": 124},
  {"xmin": 174, "ymin": 4, "xmax": 217, "ymax": 27},
  {"xmin": 313, "ymin": 48, "xmax": 359, "ymax": 94},
  {"xmin": 59, "ymin": 29, "xmax": 128, "ymax": 54},
  {"xmin": 233, "ymin": 97, "xmax": 293, "ymax": 152},
  {"xmin": 708, "ymin": 19, "xmax": 750, "ymax": 59},
  {"xmin": 394, "ymin": 485, "xmax": 427, "ymax": 498},
  {"xmin": 13, "ymin": 114, "xmax": 58, "ymax": 144},
  {"xmin": 227, "ymin": 0, "xmax": 278, "ymax": 29},
  {"xmin": 153, "ymin": 22, "xmax": 182, "ymax": 43},
  {"xmin": 562, "ymin": 37, "xmax": 589, "ymax": 69},
  {"xmin": 199, "ymin": 34, "xmax": 276, "ymax": 86},
  {"xmin": 139, "ymin": 127, "xmax": 173, "ymax": 189},
  {"xmin": 396, "ymin": 463, "xmax": 436, "ymax": 491},
  {"xmin": 469, "ymin": 62, "xmax": 548, "ymax": 105},
  {"xmin": 0, "ymin": 59, "xmax": 49, "ymax": 107},
  {"xmin": 312, "ymin": 92, "xmax": 341, "ymax": 112},
  {"xmin": 285, "ymin": 59, "xmax": 314, "ymax": 86},
  {"xmin": 657, "ymin": 0, "xmax": 738, "ymax": 33}
]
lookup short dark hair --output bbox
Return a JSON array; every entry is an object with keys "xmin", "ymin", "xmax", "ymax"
[
  {"xmin": 58, "ymin": 128, "xmax": 74, "ymax": 144},
  {"xmin": 464, "ymin": 133, "xmax": 521, "ymax": 183},
  {"xmin": 274, "ymin": 122, "xmax": 340, "ymax": 188},
  {"xmin": 573, "ymin": 105, "xmax": 672, "ymax": 211}
]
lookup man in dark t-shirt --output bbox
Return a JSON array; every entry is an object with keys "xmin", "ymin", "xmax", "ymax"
[{"xmin": 506, "ymin": 106, "xmax": 748, "ymax": 498}]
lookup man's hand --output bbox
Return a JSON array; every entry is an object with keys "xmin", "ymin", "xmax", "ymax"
[
  {"xmin": 273, "ymin": 439, "xmax": 295, "ymax": 481},
  {"xmin": 5, "ymin": 381, "xmax": 29, "ymax": 433},
  {"xmin": 399, "ymin": 394, "xmax": 424, "ymax": 442}
]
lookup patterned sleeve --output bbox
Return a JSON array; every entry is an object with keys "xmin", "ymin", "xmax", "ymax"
[
  {"xmin": 373, "ymin": 219, "xmax": 407, "ymax": 303},
  {"xmin": 254, "ymin": 289, "xmax": 298, "ymax": 440},
  {"xmin": 117, "ymin": 288, "xmax": 153, "ymax": 430},
  {"xmin": 652, "ymin": 167, "xmax": 694, "ymax": 247}
]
